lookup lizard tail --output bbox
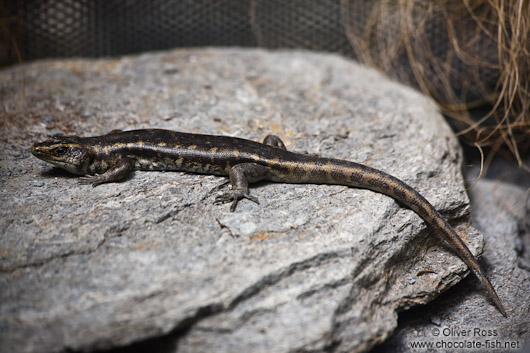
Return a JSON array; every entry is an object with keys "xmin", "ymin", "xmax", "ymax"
[
  {"xmin": 345, "ymin": 163, "xmax": 508, "ymax": 317},
  {"xmin": 271, "ymin": 155, "xmax": 506, "ymax": 316}
]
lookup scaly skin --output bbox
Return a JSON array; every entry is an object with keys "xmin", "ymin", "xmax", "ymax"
[{"xmin": 31, "ymin": 129, "xmax": 507, "ymax": 317}]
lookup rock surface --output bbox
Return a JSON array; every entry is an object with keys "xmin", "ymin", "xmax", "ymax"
[
  {"xmin": 1, "ymin": 49, "xmax": 484, "ymax": 352},
  {"xmin": 372, "ymin": 180, "xmax": 530, "ymax": 352}
]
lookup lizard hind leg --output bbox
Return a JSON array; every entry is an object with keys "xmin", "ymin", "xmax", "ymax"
[
  {"xmin": 263, "ymin": 135, "xmax": 287, "ymax": 150},
  {"xmin": 214, "ymin": 162, "xmax": 270, "ymax": 211}
]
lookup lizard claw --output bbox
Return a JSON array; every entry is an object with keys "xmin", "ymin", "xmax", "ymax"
[
  {"xmin": 214, "ymin": 190, "xmax": 259, "ymax": 212},
  {"xmin": 79, "ymin": 175, "xmax": 103, "ymax": 187}
]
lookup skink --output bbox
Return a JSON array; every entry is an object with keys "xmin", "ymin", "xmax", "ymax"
[{"xmin": 31, "ymin": 129, "xmax": 507, "ymax": 317}]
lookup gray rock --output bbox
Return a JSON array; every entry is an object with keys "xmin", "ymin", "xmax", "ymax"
[
  {"xmin": 372, "ymin": 180, "xmax": 530, "ymax": 353},
  {"xmin": 0, "ymin": 49, "xmax": 485, "ymax": 353}
]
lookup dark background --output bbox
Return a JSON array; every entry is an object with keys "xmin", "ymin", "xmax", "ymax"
[{"xmin": 1, "ymin": 0, "xmax": 355, "ymax": 66}]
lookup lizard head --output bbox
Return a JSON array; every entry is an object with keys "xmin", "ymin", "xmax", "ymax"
[{"xmin": 31, "ymin": 135, "xmax": 92, "ymax": 175}]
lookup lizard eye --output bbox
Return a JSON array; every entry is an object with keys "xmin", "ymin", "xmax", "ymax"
[{"xmin": 54, "ymin": 147, "xmax": 67, "ymax": 155}]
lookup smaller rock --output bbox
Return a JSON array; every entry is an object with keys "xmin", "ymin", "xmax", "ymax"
[{"xmin": 32, "ymin": 180, "xmax": 45, "ymax": 187}]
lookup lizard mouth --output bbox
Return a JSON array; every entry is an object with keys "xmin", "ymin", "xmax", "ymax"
[
  {"xmin": 31, "ymin": 145, "xmax": 46, "ymax": 159},
  {"xmin": 31, "ymin": 144, "xmax": 65, "ymax": 166}
]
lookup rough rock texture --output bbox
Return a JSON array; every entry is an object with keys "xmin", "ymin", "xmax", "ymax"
[
  {"xmin": 1, "ymin": 49, "xmax": 485, "ymax": 353},
  {"xmin": 372, "ymin": 180, "xmax": 530, "ymax": 352}
]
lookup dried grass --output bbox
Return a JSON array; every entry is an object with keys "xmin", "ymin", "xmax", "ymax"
[{"xmin": 342, "ymin": 0, "xmax": 529, "ymax": 171}]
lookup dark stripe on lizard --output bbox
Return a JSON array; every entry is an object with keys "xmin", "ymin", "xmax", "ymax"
[{"xmin": 31, "ymin": 129, "xmax": 507, "ymax": 317}]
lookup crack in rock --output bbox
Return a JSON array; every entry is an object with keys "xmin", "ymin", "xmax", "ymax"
[{"xmin": 0, "ymin": 222, "xmax": 130, "ymax": 273}]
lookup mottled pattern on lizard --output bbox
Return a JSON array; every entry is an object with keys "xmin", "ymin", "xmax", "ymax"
[{"xmin": 31, "ymin": 129, "xmax": 507, "ymax": 317}]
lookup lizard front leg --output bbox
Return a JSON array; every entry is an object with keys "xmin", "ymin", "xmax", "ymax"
[
  {"xmin": 79, "ymin": 157, "xmax": 135, "ymax": 187},
  {"xmin": 214, "ymin": 162, "xmax": 269, "ymax": 211}
]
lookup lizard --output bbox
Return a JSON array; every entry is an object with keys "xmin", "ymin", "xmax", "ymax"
[{"xmin": 30, "ymin": 128, "xmax": 507, "ymax": 317}]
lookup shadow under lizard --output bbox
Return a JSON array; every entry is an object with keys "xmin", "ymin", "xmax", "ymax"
[{"xmin": 31, "ymin": 128, "xmax": 507, "ymax": 317}]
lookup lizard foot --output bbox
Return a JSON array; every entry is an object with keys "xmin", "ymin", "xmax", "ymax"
[
  {"xmin": 214, "ymin": 189, "xmax": 259, "ymax": 212},
  {"xmin": 79, "ymin": 175, "xmax": 105, "ymax": 187}
]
